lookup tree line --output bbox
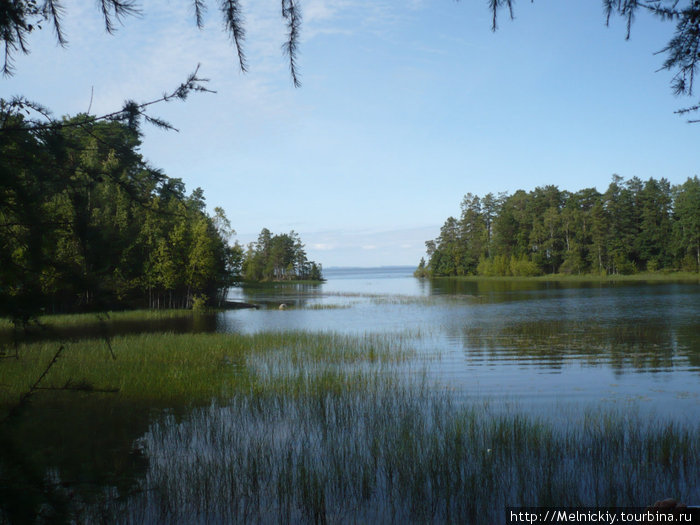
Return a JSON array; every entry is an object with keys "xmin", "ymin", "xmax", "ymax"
[
  {"xmin": 1, "ymin": 110, "xmax": 244, "ymax": 318},
  {"xmin": 242, "ymin": 228, "xmax": 323, "ymax": 282},
  {"xmin": 417, "ymin": 175, "xmax": 700, "ymax": 278}
]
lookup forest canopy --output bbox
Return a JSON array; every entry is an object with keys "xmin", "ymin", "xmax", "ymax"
[
  {"xmin": 417, "ymin": 175, "xmax": 700, "ymax": 278},
  {"xmin": 0, "ymin": 109, "xmax": 244, "ymax": 319}
]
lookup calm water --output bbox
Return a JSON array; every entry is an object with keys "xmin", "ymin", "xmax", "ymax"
[
  {"xmin": 225, "ymin": 267, "xmax": 700, "ymax": 421},
  {"xmin": 4, "ymin": 268, "xmax": 699, "ymax": 522}
]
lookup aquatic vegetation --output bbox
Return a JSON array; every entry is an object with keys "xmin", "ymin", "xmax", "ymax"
[
  {"xmin": 304, "ymin": 303, "xmax": 353, "ymax": 310},
  {"xmin": 0, "ymin": 331, "xmax": 415, "ymax": 408},
  {"xmin": 82, "ymin": 383, "xmax": 699, "ymax": 524},
  {"xmin": 370, "ymin": 295, "xmax": 438, "ymax": 306},
  {"xmin": 0, "ymin": 310, "xmax": 216, "ymax": 348}
]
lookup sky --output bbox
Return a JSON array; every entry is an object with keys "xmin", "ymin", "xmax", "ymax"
[{"xmin": 3, "ymin": 1, "xmax": 698, "ymax": 267}]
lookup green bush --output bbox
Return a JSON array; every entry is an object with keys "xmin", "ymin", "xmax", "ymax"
[
  {"xmin": 510, "ymin": 255, "xmax": 540, "ymax": 276},
  {"xmin": 192, "ymin": 294, "xmax": 209, "ymax": 312}
]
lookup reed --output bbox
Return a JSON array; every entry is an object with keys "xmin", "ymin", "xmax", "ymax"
[
  {"xmin": 2, "ymin": 326, "xmax": 697, "ymax": 524},
  {"xmin": 83, "ymin": 384, "xmax": 699, "ymax": 524},
  {"xmin": 0, "ymin": 331, "xmax": 415, "ymax": 408},
  {"xmin": 304, "ymin": 303, "xmax": 352, "ymax": 310},
  {"xmin": 4, "ymin": 309, "xmax": 196, "ymax": 327}
]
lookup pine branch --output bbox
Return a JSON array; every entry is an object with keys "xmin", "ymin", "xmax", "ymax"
[
  {"xmin": 99, "ymin": 0, "xmax": 140, "ymax": 35},
  {"xmin": 486, "ymin": 0, "xmax": 516, "ymax": 32},
  {"xmin": 491, "ymin": 0, "xmax": 700, "ymax": 120},
  {"xmin": 221, "ymin": 0, "xmax": 248, "ymax": 72},
  {"xmin": 194, "ymin": 0, "xmax": 207, "ymax": 29},
  {"xmin": 0, "ymin": 65, "xmax": 215, "ymax": 135},
  {"xmin": 282, "ymin": 0, "xmax": 302, "ymax": 87},
  {"xmin": 1, "ymin": 1, "xmax": 305, "ymax": 86},
  {"xmin": 43, "ymin": 0, "xmax": 67, "ymax": 46}
]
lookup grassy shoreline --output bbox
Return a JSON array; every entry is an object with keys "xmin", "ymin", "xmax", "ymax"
[
  {"xmin": 0, "ymin": 308, "xmax": 199, "ymax": 330},
  {"xmin": 240, "ymin": 279, "xmax": 325, "ymax": 285},
  {"xmin": 0, "ymin": 331, "xmax": 415, "ymax": 407},
  {"xmin": 420, "ymin": 271, "xmax": 700, "ymax": 283}
]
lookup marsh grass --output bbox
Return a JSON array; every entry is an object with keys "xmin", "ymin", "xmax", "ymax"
[
  {"xmin": 0, "ymin": 331, "xmax": 415, "ymax": 408},
  {"xmin": 0, "ymin": 310, "xmax": 220, "ymax": 350},
  {"xmin": 84, "ymin": 384, "xmax": 699, "ymax": 525},
  {"xmin": 2, "ymin": 309, "xmax": 196, "ymax": 328},
  {"xmin": 369, "ymin": 295, "xmax": 438, "ymax": 306},
  {"xmin": 3, "ymin": 327, "xmax": 698, "ymax": 524},
  {"xmin": 304, "ymin": 303, "xmax": 353, "ymax": 310}
]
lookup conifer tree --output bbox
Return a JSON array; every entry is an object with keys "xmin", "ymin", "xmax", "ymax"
[{"xmin": 420, "ymin": 175, "xmax": 700, "ymax": 277}]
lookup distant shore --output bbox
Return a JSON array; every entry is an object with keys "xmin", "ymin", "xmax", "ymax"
[{"xmin": 416, "ymin": 271, "xmax": 700, "ymax": 282}]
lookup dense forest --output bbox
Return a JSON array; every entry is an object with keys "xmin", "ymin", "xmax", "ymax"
[
  {"xmin": 417, "ymin": 176, "xmax": 700, "ymax": 277},
  {"xmin": 1, "ymin": 111, "xmax": 244, "ymax": 318},
  {"xmin": 242, "ymin": 228, "xmax": 323, "ymax": 282}
]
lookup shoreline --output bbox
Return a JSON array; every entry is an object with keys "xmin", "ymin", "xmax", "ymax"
[{"xmin": 415, "ymin": 271, "xmax": 700, "ymax": 283}]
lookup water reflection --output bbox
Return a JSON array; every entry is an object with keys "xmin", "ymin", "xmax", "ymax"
[
  {"xmin": 221, "ymin": 270, "xmax": 700, "ymax": 416},
  {"xmin": 226, "ymin": 277, "xmax": 700, "ymax": 372},
  {"xmin": 453, "ymin": 320, "xmax": 697, "ymax": 370},
  {"xmin": 229, "ymin": 281, "xmax": 324, "ymax": 309},
  {"xmin": 0, "ymin": 396, "xmax": 152, "ymax": 523}
]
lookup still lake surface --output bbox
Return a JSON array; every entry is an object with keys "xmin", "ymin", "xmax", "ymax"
[
  {"xmin": 4, "ymin": 267, "xmax": 699, "ymax": 522},
  {"xmin": 226, "ymin": 266, "xmax": 700, "ymax": 421}
]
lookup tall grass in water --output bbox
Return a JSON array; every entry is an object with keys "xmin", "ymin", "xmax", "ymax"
[
  {"xmin": 304, "ymin": 303, "xmax": 353, "ymax": 310},
  {"xmin": 84, "ymin": 364, "xmax": 698, "ymax": 524},
  {"xmin": 0, "ymin": 331, "xmax": 414, "ymax": 408},
  {"xmin": 1, "ymin": 309, "xmax": 197, "ymax": 328},
  {"xmin": 89, "ymin": 393, "xmax": 699, "ymax": 524},
  {"xmin": 0, "ymin": 309, "xmax": 217, "ymax": 348},
  {"xmin": 3, "ymin": 329, "xmax": 697, "ymax": 524}
]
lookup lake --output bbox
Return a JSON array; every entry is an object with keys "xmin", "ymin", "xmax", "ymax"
[
  {"xmin": 225, "ymin": 266, "xmax": 700, "ymax": 422},
  {"xmin": 2, "ymin": 267, "xmax": 699, "ymax": 523}
]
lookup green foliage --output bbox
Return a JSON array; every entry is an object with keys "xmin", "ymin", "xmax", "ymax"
[
  {"xmin": 191, "ymin": 294, "xmax": 209, "ymax": 312},
  {"xmin": 242, "ymin": 229, "xmax": 323, "ymax": 282},
  {"xmin": 414, "ymin": 257, "xmax": 428, "ymax": 277},
  {"xmin": 477, "ymin": 255, "xmax": 505, "ymax": 277},
  {"xmin": 476, "ymin": 255, "xmax": 540, "ymax": 277},
  {"xmin": 509, "ymin": 255, "xmax": 541, "ymax": 277},
  {"xmin": 422, "ymin": 176, "xmax": 700, "ymax": 277},
  {"xmin": 673, "ymin": 176, "xmax": 700, "ymax": 272},
  {"xmin": 0, "ymin": 110, "xmax": 241, "ymax": 319},
  {"xmin": 559, "ymin": 251, "xmax": 585, "ymax": 275}
]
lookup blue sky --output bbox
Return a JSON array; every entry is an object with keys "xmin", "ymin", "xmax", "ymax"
[{"xmin": 3, "ymin": 1, "xmax": 698, "ymax": 266}]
